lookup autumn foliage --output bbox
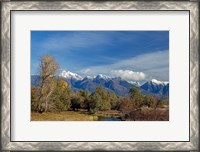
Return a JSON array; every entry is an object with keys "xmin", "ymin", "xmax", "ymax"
[{"xmin": 31, "ymin": 55, "xmax": 169, "ymax": 121}]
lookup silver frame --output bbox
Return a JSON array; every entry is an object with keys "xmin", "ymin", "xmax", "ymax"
[{"xmin": 1, "ymin": 1, "xmax": 199, "ymax": 151}]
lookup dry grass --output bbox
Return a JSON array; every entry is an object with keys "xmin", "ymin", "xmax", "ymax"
[
  {"xmin": 31, "ymin": 111, "xmax": 98, "ymax": 121},
  {"xmin": 123, "ymin": 106, "xmax": 169, "ymax": 121},
  {"xmin": 31, "ymin": 107, "xmax": 169, "ymax": 121}
]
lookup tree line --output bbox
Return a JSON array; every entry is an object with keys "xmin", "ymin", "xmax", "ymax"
[{"xmin": 31, "ymin": 55, "xmax": 168, "ymax": 114}]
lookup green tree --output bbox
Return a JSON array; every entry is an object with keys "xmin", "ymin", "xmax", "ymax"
[
  {"xmin": 128, "ymin": 87, "xmax": 140, "ymax": 98},
  {"xmin": 101, "ymin": 88, "xmax": 110, "ymax": 111},
  {"xmin": 95, "ymin": 86, "xmax": 111, "ymax": 111},
  {"xmin": 71, "ymin": 90, "xmax": 85, "ymax": 111},
  {"xmin": 80, "ymin": 90, "xmax": 91, "ymax": 111},
  {"xmin": 53, "ymin": 79, "xmax": 71, "ymax": 111},
  {"xmin": 107, "ymin": 92, "xmax": 118, "ymax": 110},
  {"xmin": 144, "ymin": 95, "xmax": 156, "ymax": 108},
  {"xmin": 89, "ymin": 92, "xmax": 102, "ymax": 113},
  {"xmin": 88, "ymin": 86, "xmax": 111, "ymax": 113},
  {"xmin": 128, "ymin": 87, "xmax": 144, "ymax": 108}
]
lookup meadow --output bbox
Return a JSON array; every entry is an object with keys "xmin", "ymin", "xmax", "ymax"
[{"xmin": 31, "ymin": 106, "xmax": 169, "ymax": 121}]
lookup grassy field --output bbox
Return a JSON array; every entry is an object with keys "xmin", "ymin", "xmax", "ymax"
[
  {"xmin": 31, "ymin": 111, "xmax": 100, "ymax": 121},
  {"xmin": 31, "ymin": 110, "xmax": 122, "ymax": 121},
  {"xmin": 31, "ymin": 106, "xmax": 169, "ymax": 121}
]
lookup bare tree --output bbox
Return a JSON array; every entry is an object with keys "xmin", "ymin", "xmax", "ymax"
[{"xmin": 38, "ymin": 54, "xmax": 60, "ymax": 112}]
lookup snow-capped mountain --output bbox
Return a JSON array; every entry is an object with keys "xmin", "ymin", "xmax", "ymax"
[
  {"xmin": 128, "ymin": 81, "xmax": 141, "ymax": 87},
  {"xmin": 57, "ymin": 70, "xmax": 138, "ymax": 96},
  {"xmin": 151, "ymin": 79, "xmax": 169, "ymax": 85},
  {"xmin": 84, "ymin": 76, "xmax": 94, "ymax": 80},
  {"xmin": 140, "ymin": 79, "xmax": 169, "ymax": 96},
  {"xmin": 31, "ymin": 71, "xmax": 169, "ymax": 97},
  {"xmin": 59, "ymin": 70, "xmax": 83, "ymax": 80},
  {"xmin": 95, "ymin": 74, "xmax": 111, "ymax": 80}
]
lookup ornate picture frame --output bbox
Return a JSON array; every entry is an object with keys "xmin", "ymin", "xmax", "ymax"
[{"xmin": 1, "ymin": 1, "xmax": 199, "ymax": 151}]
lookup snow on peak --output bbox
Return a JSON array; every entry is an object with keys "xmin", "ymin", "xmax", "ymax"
[
  {"xmin": 85, "ymin": 76, "xmax": 94, "ymax": 79},
  {"xmin": 59, "ymin": 70, "xmax": 83, "ymax": 80},
  {"xmin": 96, "ymin": 74, "xmax": 111, "ymax": 80},
  {"xmin": 151, "ymin": 79, "xmax": 169, "ymax": 85},
  {"xmin": 128, "ymin": 81, "xmax": 141, "ymax": 87}
]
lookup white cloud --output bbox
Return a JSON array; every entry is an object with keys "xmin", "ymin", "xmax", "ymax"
[
  {"xmin": 111, "ymin": 70, "xmax": 147, "ymax": 81},
  {"xmin": 79, "ymin": 50, "xmax": 169, "ymax": 81},
  {"xmin": 81, "ymin": 68, "xmax": 91, "ymax": 74}
]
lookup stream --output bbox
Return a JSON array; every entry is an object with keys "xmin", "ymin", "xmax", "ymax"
[{"xmin": 98, "ymin": 116, "xmax": 122, "ymax": 121}]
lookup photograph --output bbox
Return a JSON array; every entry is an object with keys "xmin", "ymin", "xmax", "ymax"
[
  {"xmin": 1, "ymin": 0, "xmax": 198, "ymax": 150},
  {"xmin": 31, "ymin": 31, "xmax": 169, "ymax": 121}
]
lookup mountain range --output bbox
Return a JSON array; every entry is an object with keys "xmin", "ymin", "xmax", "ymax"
[{"xmin": 31, "ymin": 70, "xmax": 169, "ymax": 97}]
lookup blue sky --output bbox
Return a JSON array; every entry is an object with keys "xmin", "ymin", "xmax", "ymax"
[{"xmin": 31, "ymin": 31, "xmax": 169, "ymax": 81}]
